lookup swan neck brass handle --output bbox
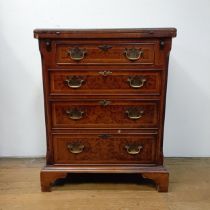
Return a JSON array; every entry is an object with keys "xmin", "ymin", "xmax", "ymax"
[
  {"xmin": 125, "ymin": 144, "xmax": 143, "ymax": 155},
  {"xmin": 66, "ymin": 108, "xmax": 84, "ymax": 120},
  {"xmin": 128, "ymin": 76, "xmax": 146, "ymax": 88},
  {"xmin": 67, "ymin": 47, "xmax": 86, "ymax": 61},
  {"xmin": 124, "ymin": 48, "xmax": 143, "ymax": 61},
  {"xmin": 65, "ymin": 76, "xmax": 84, "ymax": 88},
  {"xmin": 98, "ymin": 70, "xmax": 112, "ymax": 76},
  {"xmin": 68, "ymin": 143, "xmax": 84, "ymax": 154},
  {"xmin": 125, "ymin": 107, "xmax": 144, "ymax": 120}
]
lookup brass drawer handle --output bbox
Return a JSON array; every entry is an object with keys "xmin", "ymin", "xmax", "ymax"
[
  {"xmin": 68, "ymin": 143, "xmax": 84, "ymax": 154},
  {"xmin": 125, "ymin": 144, "xmax": 143, "ymax": 155},
  {"xmin": 65, "ymin": 76, "xmax": 84, "ymax": 88},
  {"xmin": 67, "ymin": 47, "xmax": 86, "ymax": 61},
  {"xmin": 98, "ymin": 100, "xmax": 111, "ymax": 106},
  {"xmin": 125, "ymin": 107, "xmax": 144, "ymax": 120},
  {"xmin": 128, "ymin": 76, "xmax": 146, "ymax": 88},
  {"xmin": 66, "ymin": 108, "xmax": 84, "ymax": 120},
  {"xmin": 98, "ymin": 70, "xmax": 112, "ymax": 76},
  {"xmin": 124, "ymin": 48, "xmax": 143, "ymax": 61}
]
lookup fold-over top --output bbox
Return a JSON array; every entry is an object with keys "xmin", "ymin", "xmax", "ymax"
[{"xmin": 34, "ymin": 28, "xmax": 177, "ymax": 39}]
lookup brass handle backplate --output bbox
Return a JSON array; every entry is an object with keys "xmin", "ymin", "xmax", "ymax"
[
  {"xmin": 128, "ymin": 76, "xmax": 146, "ymax": 88},
  {"xmin": 68, "ymin": 143, "xmax": 84, "ymax": 154},
  {"xmin": 67, "ymin": 47, "xmax": 86, "ymax": 61},
  {"xmin": 65, "ymin": 76, "xmax": 85, "ymax": 88},
  {"xmin": 124, "ymin": 48, "xmax": 143, "ymax": 61},
  {"xmin": 98, "ymin": 70, "xmax": 112, "ymax": 76},
  {"xmin": 125, "ymin": 107, "xmax": 144, "ymax": 120},
  {"xmin": 125, "ymin": 144, "xmax": 143, "ymax": 155},
  {"xmin": 66, "ymin": 108, "xmax": 84, "ymax": 120}
]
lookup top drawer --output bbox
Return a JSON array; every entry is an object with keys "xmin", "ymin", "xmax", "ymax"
[{"xmin": 55, "ymin": 41, "xmax": 158, "ymax": 65}]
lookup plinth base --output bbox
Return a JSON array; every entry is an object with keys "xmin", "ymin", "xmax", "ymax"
[{"xmin": 40, "ymin": 165, "xmax": 169, "ymax": 192}]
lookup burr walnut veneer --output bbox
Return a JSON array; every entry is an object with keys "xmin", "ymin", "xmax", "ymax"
[{"xmin": 34, "ymin": 28, "xmax": 176, "ymax": 192}]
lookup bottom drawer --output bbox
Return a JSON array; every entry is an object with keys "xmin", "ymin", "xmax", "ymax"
[{"xmin": 52, "ymin": 133, "xmax": 157, "ymax": 164}]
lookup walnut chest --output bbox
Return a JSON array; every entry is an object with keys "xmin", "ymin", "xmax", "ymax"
[{"xmin": 34, "ymin": 28, "xmax": 176, "ymax": 192}]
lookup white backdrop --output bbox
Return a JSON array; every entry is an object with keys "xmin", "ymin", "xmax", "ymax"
[{"xmin": 0, "ymin": 0, "xmax": 210, "ymax": 157}]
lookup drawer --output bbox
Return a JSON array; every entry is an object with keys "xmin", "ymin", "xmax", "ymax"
[
  {"xmin": 55, "ymin": 42, "xmax": 157, "ymax": 65},
  {"xmin": 51, "ymin": 99, "xmax": 159, "ymax": 129},
  {"xmin": 49, "ymin": 70, "xmax": 161, "ymax": 96},
  {"xmin": 52, "ymin": 133, "xmax": 157, "ymax": 164}
]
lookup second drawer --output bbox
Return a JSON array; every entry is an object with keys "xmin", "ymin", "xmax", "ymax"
[
  {"xmin": 51, "ymin": 99, "xmax": 160, "ymax": 129},
  {"xmin": 49, "ymin": 70, "xmax": 162, "ymax": 96}
]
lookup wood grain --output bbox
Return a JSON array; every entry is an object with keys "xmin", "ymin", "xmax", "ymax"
[
  {"xmin": 56, "ymin": 42, "xmax": 156, "ymax": 65},
  {"xmin": 51, "ymin": 100, "xmax": 159, "ymax": 129},
  {"xmin": 34, "ymin": 28, "xmax": 177, "ymax": 39},
  {"xmin": 34, "ymin": 28, "xmax": 176, "ymax": 192},
  {"xmin": 49, "ymin": 70, "xmax": 162, "ymax": 96},
  {"xmin": 52, "ymin": 133, "xmax": 157, "ymax": 164}
]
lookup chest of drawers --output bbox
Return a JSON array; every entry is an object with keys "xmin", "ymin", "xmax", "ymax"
[{"xmin": 34, "ymin": 28, "xmax": 176, "ymax": 192}]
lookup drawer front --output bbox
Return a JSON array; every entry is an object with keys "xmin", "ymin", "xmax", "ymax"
[
  {"xmin": 51, "ymin": 100, "xmax": 159, "ymax": 128},
  {"xmin": 52, "ymin": 133, "xmax": 157, "ymax": 164},
  {"xmin": 49, "ymin": 70, "xmax": 161, "ymax": 96},
  {"xmin": 56, "ymin": 42, "xmax": 156, "ymax": 65}
]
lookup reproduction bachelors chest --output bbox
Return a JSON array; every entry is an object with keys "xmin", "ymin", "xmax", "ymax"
[{"xmin": 34, "ymin": 28, "xmax": 176, "ymax": 192}]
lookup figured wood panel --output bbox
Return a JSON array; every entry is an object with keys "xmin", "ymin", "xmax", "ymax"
[
  {"xmin": 56, "ymin": 43, "xmax": 156, "ymax": 65},
  {"xmin": 49, "ymin": 70, "xmax": 161, "ymax": 96},
  {"xmin": 51, "ymin": 100, "xmax": 159, "ymax": 129},
  {"xmin": 52, "ymin": 133, "xmax": 156, "ymax": 164},
  {"xmin": 34, "ymin": 28, "xmax": 176, "ymax": 192}
]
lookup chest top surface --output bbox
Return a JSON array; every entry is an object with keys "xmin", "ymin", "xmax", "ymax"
[{"xmin": 34, "ymin": 28, "xmax": 176, "ymax": 39}]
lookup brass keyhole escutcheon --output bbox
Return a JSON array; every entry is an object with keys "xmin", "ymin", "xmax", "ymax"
[
  {"xmin": 98, "ymin": 100, "xmax": 111, "ymax": 106},
  {"xmin": 98, "ymin": 70, "xmax": 112, "ymax": 76}
]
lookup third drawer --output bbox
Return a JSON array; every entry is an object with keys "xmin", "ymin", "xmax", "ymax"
[{"xmin": 51, "ymin": 99, "xmax": 160, "ymax": 129}]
